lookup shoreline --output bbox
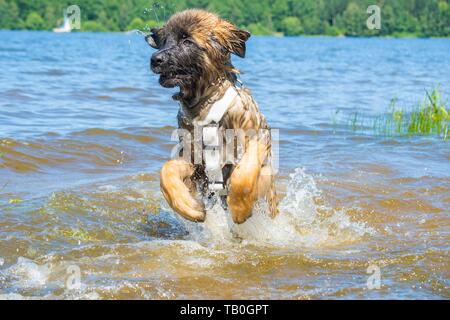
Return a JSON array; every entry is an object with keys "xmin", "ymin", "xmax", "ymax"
[{"xmin": 1, "ymin": 29, "xmax": 450, "ymax": 39}]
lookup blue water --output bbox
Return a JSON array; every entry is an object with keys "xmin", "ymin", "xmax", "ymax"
[
  {"xmin": 1, "ymin": 31, "xmax": 449, "ymax": 135},
  {"xmin": 0, "ymin": 31, "xmax": 449, "ymax": 299}
]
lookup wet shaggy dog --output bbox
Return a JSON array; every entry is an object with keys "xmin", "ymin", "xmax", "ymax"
[{"xmin": 146, "ymin": 9, "xmax": 278, "ymax": 224}]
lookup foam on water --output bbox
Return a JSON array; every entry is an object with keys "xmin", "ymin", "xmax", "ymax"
[
  {"xmin": 3, "ymin": 257, "xmax": 50, "ymax": 288},
  {"xmin": 180, "ymin": 168, "xmax": 374, "ymax": 247}
]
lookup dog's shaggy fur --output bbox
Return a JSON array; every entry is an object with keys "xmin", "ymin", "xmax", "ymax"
[{"xmin": 146, "ymin": 9, "xmax": 278, "ymax": 224}]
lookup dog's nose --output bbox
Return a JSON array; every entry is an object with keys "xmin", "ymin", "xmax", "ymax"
[{"xmin": 151, "ymin": 52, "xmax": 165, "ymax": 68}]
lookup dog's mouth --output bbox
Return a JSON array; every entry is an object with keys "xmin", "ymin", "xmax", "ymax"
[
  {"xmin": 159, "ymin": 73, "xmax": 179, "ymax": 88},
  {"xmin": 155, "ymin": 70, "xmax": 191, "ymax": 89},
  {"xmin": 151, "ymin": 63, "xmax": 196, "ymax": 100}
]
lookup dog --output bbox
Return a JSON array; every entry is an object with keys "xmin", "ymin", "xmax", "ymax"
[{"xmin": 146, "ymin": 9, "xmax": 278, "ymax": 224}]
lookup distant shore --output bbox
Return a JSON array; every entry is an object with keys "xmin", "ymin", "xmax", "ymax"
[
  {"xmin": 3, "ymin": 0, "xmax": 449, "ymax": 39},
  {"xmin": 1, "ymin": 28, "xmax": 449, "ymax": 39}
]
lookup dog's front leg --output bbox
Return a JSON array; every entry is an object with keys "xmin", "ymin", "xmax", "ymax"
[
  {"xmin": 227, "ymin": 138, "xmax": 266, "ymax": 224},
  {"xmin": 160, "ymin": 159, "xmax": 205, "ymax": 222}
]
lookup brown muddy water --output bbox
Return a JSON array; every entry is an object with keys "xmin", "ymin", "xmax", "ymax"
[{"xmin": 0, "ymin": 31, "xmax": 449, "ymax": 299}]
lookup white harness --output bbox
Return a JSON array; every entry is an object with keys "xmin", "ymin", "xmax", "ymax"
[{"xmin": 193, "ymin": 86, "xmax": 239, "ymax": 194}]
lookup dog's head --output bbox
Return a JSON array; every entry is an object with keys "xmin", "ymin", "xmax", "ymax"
[{"xmin": 146, "ymin": 10, "xmax": 250, "ymax": 99}]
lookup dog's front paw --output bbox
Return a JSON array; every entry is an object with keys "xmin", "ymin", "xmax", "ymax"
[
  {"xmin": 161, "ymin": 184, "xmax": 206, "ymax": 222},
  {"xmin": 228, "ymin": 202, "xmax": 253, "ymax": 224},
  {"xmin": 160, "ymin": 159, "xmax": 206, "ymax": 222},
  {"xmin": 227, "ymin": 182, "xmax": 256, "ymax": 224},
  {"xmin": 226, "ymin": 162, "xmax": 260, "ymax": 224}
]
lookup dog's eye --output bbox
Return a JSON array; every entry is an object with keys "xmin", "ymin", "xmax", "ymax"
[{"xmin": 180, "ymin": 33, "xmax": 194, "ymax": 46}]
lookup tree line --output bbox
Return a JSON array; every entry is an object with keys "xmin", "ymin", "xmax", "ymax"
[{"xmin": 0, "ymin": 0, "xmax": 449, "ymax": 37}]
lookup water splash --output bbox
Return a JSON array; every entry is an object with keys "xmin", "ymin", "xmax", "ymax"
[
  {"xmin": 179, "ymin": 168, "xmax": 374, "ymax": 247},
  {"xmin": 3, "ymin": 257, "xmax": 51, "ymax": 288},
  {"xmin": 144, "ymin": 2, "xmax": 176, "ymax": 24},
  {"xmin": 125, "ymin": 29, "xmax": 147, "ymax": 37}
]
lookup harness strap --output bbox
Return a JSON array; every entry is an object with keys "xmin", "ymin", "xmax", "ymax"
[
  {"xmin": 195, "ymin": 86, "xmax": 238, "ymax": 193},
  {"xmin": 195, "ymin": 86, "xmax": 238, "ymax": 126}
]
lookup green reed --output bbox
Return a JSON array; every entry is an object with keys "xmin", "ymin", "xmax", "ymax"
[{"xmin": 343, "ymin": 88, "xmax": 449, "ymax": 140}]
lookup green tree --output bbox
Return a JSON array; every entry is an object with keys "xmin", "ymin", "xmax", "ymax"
[
  {"xmin": 127, "ymin": 17, "xmax": 145, "ymax": 31},
  {"xmin": 25, "ymin": 12, "xmax": 45, "ymax": 30},
  {"xmin": 82, "ymin": 21, "xmax": 108, "ymax": 32},
  {"xmin": 0, "ymin": 0, "xmax": 21, "ymax": 29},
  {"xmin": 379, "ymin": 4, "xmax": 397, "ymax": 36},
  {"xmin": 280, "ymin": 16, "xmax": 303, "ymax": 36},
  {"xmin": 247, "ymin": 23, "xmax": 273, "ymax": 35},
  {"xmin": 339, "ymin": 2, "xmax": 364, "ymax": 36},
  {"xmin": 272, "ymin": 0, "xmax": 289, "ymax": 30},
  {"xmin": 0, "ymin": 0, "xmax": 448, "ymax": 37},
  {"xmin": 43, "ymin": 4, "xmax": 57, "ymax": 30},
  {"xmin": 438, "ymin": 0, "xmax": 450, "ymax": 36}
]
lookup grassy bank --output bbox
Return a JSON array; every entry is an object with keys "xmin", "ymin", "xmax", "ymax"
[{"xmin": 339, "ymin": 88, "xmax": 449, "ymax": 140}]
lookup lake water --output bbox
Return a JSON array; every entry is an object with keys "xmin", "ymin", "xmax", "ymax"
[{"xmin": 0, "ymin": 31, "xmax": 449, "ymax": 299}]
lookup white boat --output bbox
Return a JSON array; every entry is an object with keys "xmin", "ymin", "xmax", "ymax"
[{"xmin": 53, "ymin": 16, "xmax": 72, "ymax": 33}]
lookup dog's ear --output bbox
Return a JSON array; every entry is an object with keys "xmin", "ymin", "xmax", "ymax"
[
  {"xmin": 213, "ymin": 21, "xmax": 251, "ymax": 58},
  {"xmin": 145, "ymin": 27, "xmax": 163, "ymax": 49},
  {"xmin": 228, "ymin": 29, "xmax": 251, "ymax": 58}
]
